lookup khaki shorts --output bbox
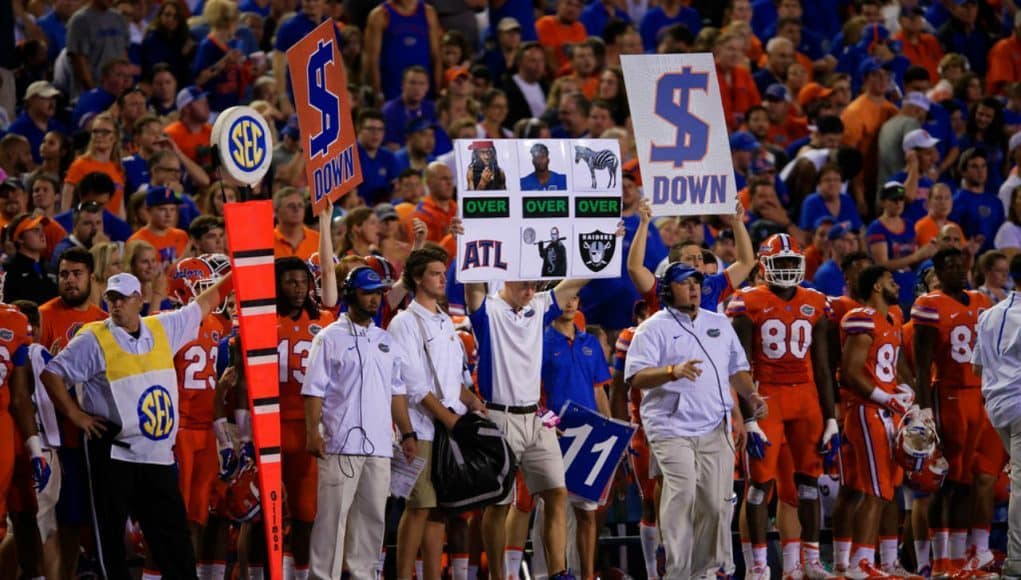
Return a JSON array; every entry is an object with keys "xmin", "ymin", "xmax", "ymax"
[
  {"xmin": 407, "ymin": 439, "xmax": 437, "ymax": 509},
  {"xmin": 489, "ymin": 410, "xmax": 565, "ymax": 505},
  {"xmin": 36, "ymin": 448, "xmax": 61, "ymax": 540}
]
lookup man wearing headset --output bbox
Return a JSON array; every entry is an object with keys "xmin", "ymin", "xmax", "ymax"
[
  {"xmin": 303, "ymin": 265, "xmax": 416, "ymax": 580},
  {"xmin": 625, "ymin": 262, "xmax": 766, "ymax": 579}
]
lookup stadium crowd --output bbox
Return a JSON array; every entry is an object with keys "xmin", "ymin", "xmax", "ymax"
[{"xmin": 1, "ymin": 0, "xmax": 1021, "ymax": 578}]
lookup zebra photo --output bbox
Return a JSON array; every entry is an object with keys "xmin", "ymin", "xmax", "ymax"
[{"xmin": 574, "ymin": 145, "xmax": 619, "ymax": 189}]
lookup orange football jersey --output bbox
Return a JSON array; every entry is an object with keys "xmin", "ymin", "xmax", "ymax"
[
  {"xmin": 726, "ymin": 285, "xmax": 830, "ymax": 385},
  {"xmin": 840, "ymin": 307, "xmax": 903, "ymax": 405},
  {"xmin": 278, "ymin": 309, "xmax": 336, "ymax": 421},
  {"xmin": 910, "ymin": 290, "xmax": 990, "ymax": 389},
  {"xmin": 176, "ymin": 314, "xmax": 230, "ymax": 428},
  {"xmin": 38, "ymin": 298, "xmax": 108, "ymax": 354},
  {"xmin": 0, "ymin": 305, "xmax": 32, "ymax": 411}
]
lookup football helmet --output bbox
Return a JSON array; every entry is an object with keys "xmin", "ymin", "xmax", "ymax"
[
  {"xmin": 224, "ymin": 467, "xmax": 261, "ymax": 523},
  {"xmin": 169, "ymin": 254, "xmax": 231, "ymax": 311},
  {"xmin": 307, "ymin": 251, "xmax": 339, "ymax": 299},
  {"xmin": 905, "ymin": 451, "xmax": 949, "ymax": 495},
  {"xmin": 364, "ymin": 254, "xmax": 397, "ymax": 286},
  {"xmin": 758, "ymin": 233, "xmax": 805, "ymax": 288},
  {"xmin": 893, "ymin": 406, "xmax": 939, "ymax": 472}
]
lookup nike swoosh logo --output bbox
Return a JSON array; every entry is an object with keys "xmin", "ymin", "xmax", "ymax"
[
  {"xmin": 347, "ymin": 345, "xmax": 356, "ymax": 351},
  {"xmin": 951, "ymin": 312, "xmax": 960, "ymax": 319},
  {"xmin": 764, "ymin": 307, "xmax": 774, "ymax": 313}
]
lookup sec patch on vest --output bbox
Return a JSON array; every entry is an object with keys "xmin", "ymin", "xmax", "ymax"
[{"xmin": 137, "ymin": 385, "xmax": 176, "ymax": 440}]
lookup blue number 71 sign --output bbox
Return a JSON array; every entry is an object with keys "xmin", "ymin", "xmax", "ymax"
[{"xmin": 558, "ymin": 401, "xmax": 636, "ymax": 503}]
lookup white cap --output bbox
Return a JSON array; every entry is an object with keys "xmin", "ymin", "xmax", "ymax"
[
  {"xmin": 1010, "ymin": 131, "xmax": 1021, "ymax": 152},
  {"xmin": 902, "ymin": 128, "xmax": 940, "ymax": 152},
  {"xmin": 105, "ymin": 273, "xmax": 141, "ymax": 297},
  {"xmin": 903, "ymin": 91, "xmax": 931, "ymax": 112}
]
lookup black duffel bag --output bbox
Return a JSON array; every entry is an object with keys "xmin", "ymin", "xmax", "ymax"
[{"xmin": 431, "ymin": 412, "xmax": 518, "ymax": 512}]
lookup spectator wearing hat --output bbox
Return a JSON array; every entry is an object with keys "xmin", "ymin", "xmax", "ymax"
[
  {"xmin": 754, "ymin": 37, "xmax": 796, "ymax": 96},
  {"xmin": 876, "ymin": 92, "xmax": 931, "ymax": 191},
  {"xmin": 813, "ymin": 222, "xmax": 861, "ymax": 296},
  {"xmin": 888, "ymin": 128, "xmax": 941, "ymax": 223},
  {"xmin": 483, "ymin": 18, "xmax": 523, "ymax": 84},
  {"xmin": 937, "ymin": 0, "xmax": 992, "ymax": 76},
  {"xmin": 893, "ymin": 6, "xmax": 944, "ymax": 83},
  {"xmin": 8, "ymin": 81, "xmax": 65, "ymax": 166},
  {"xmin": 127, "ymin": 186, "xmax": 188, "ymax": 268},
  {"xmin": 867, "ymin": 182, "xmax": 936, "ymax": 309},
  {"xmin": 356, "ymin": 110, "xmax": 400, "ymax": 205},
  {"xmin": 3, "ymin": 213, "xmax": 58, "ymax": 303},
  {"xmin": 841, "ymin": 57, "xmax": 898, "ymax": 207},
  {"xmin": 142, "ymin": 149, "xmax": 203, "ymax": 230},
  {"xmin": 55, "ymin": 171, "xmax": 133, "ymax": 242},
  {"xmin": 381, "ymin": 67, "xmax": 437, "ymax": 151},
  {"xmin": 798, "ymin": 162, "xmax": 864, "ymax": 232},
  {"xmin": 163, "ymin": 87, "xmax": 213, "ymax": 167},
  {"xmin": 503, "ymin": 42, "xmax": 549, "ymax": 128},
  {"xmin": 1000, "ymin": 132, "xmax": 1021, "ymax": 213},
  {"xmin": 364, "ymin": 0, "xmax": 443, "ymax": 103},
  {"xmin": 70, "ymin": 58, "xmax": 133, "ymax": 131},
  {"xmin": 762, "ymin": 83, "xmax": 808, "ymax": 150},
  {"xmin": 536, "ymin": 0, "xmax": 588, "ymax": 72},
  {"xmin": 951, "ymin": 148, "xmax": 1006, "ymax": 255},
  {"xmin": 730, "ymin": 131, "xmax": 760, "ymax": 192},
  {"xmin": 0, "ymin": 178, "xmax": 31, "ymax": 230},
  {"xmin": 856, "ymin": 23, "xmax": 911, "ymax": 89},
  {"xmin": 395, "ymin": 118, "xmax": 437, "ymax": 174}
]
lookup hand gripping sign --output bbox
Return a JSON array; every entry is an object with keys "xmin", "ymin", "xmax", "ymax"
[
  {"xmin": 557, "ymin": 401, "xmax": 636, "ymax": 503},
  {"xmin": 287, "ymin": 19, "xmax": 362, "ymax": 213},
  {"xmin": 620, "ymin": 53, "xmax": 737, "ymax": 217}
]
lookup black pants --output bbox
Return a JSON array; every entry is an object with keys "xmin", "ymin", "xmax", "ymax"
[{"xmin": 83, "ymin": 436, "xmax": 197, "ymax": 580}]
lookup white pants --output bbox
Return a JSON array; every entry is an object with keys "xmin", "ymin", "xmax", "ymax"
[
  {"xmin": 309, "ymin": 455, "xmax": 389, "ymax": 580},
  {"xmin": 997, "ymin": 416, "xmax": 1021, "ymax": 577},
  {"xmin": 650, "ymin": 422, "xmax": 734, "ymax": 579},
  {"xmin": 36, "ymin": 448, "xmax": 61, "ymax": 541}
]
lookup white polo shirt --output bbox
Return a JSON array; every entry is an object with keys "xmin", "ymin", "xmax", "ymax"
[
  {"xmin": 389, "ymin": 301, "xmax": 468, "ymax": 441},
  {"xmin": 301, "ymin": 313, "xmax": 406, "ymax": 457},
  {"xmin": 973, "ymin": 291, "xmax": 1021, "ymax": 429},
  {"xmin": 469, "ymin": 290, "xmax": 560, "ymax": 406},
  {"xmin": 624, "ymin": 306, "xmax": 749, "ymax": 440}
]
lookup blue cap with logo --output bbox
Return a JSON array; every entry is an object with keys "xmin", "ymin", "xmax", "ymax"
[
  {"xmin": 145, "ymin": 185, "xmax": 182, "ymax": 207},
  {"xmin": 282, "ymin": 115, "xmax": 300, "ymax": 140},
  {"xmin": 730, "ymin": 131, "xmax": 760, "ymax": 153},
  {"xmin": 662, "ymin": 262, "xmax": 704, "ymax": 285},
  {"xmin": 349, "ymin": 267, "xmax": 387, "ymax": 292}
]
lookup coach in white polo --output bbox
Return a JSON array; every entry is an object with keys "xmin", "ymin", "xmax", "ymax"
[
  {"xmin": 972, "ymin": 254, "xmax": 1021, "ymax": 579},
  {"xmin": 625, "ymin": 262, "xmax": 766, "ymax": 578},
  {"xmin": 465, "ymin": 277, "xmax": 587, "ymax": 580}
]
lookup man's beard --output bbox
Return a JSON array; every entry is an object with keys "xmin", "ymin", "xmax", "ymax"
[{"xmin": 61, "ymin": 283, "xmax": 91, "ymax": 307}]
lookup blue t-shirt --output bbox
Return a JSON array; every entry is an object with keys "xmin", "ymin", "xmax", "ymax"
[
  {"xmin": 580, "ymin": 2, "xmax": 631, "ymax": 37},
  {"xmin": 950, "ymin": 189, "xmax": 1006, "ymax": 254},
  {"xmin": 865, "ymin": 218, "xmax": 918, "ymax": 309},
  {"xmin": 394, "ymin": 149, "xmax": 435, "ymax": 173},
  {"xmin": 238, "ymin": 0, "xmax": 270, "ymax": 17},
  {"xmin": 700, "ymin": 271, "xmax": 732, "ymax": 311},
  {"xmin": 356, "ymin": 144, "xmax": 400, "ymax": 204},
  {"xmin": 956, "ymin": 135, "xmax": 1005, "ymax": 193},
  {"xmin": 889, "ymin": 171, "xmax": 934, "ymax": 223},
  {"xmin": 193, "ymin": 37, "xmax": 244, "ymax": 113},
  {"xmin": 38, "ymin": 10, "xmax": 67, "ymax": 62},
  {"xmin": 55, "ymin": 208, "xmax": 132, "ymax": 242},
  {"xmin": 541, "ymin": 326, "xmax": 612, "ymax": 415},
  {"xmin": 274, "ymin": 12, "xmax": 329, "ymax": 103},
  {"xmin": 798, "ymin": 192, "xmax": 863, "ymax": 232},
  {"xmin": 923, "ymin": 103, "xmax": 958, "ymax": 163},
  {"xmin": 639, "ymin": 5, "xmax": 702, "ymax": 53},
  {"xmin": 381, "ymin": 98, "xmax": 437, "ymax": 149},
  {"xmin": 812, "ymin": 259, "xmax": 845, "ymax": 297},
  {"xmin": 72, "ymin": 88, "xmax": 115, "ymax": 130},
  {"xmin": 379, "ymin": 1, "xmax": 433, "ymax": 101},
  {"xmin": 487, "ymin": 1, "xmax": 537, "ymax": 41},
  {"xmin": 445, "ymin": 259, "xmax": 466, "ymax": 315},
  {"xmin": 122, "ymin": 153, "xmax": 149, "ymax": 196},
  {"xmin": 520, "ymin": 171, "xmax": 568, "ymax": 191},
  {"xmin": 7, "ymin": 113, "xmax": 65, "ymax": 165}
]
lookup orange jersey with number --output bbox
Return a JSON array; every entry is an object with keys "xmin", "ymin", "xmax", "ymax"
[
  {"xmin": 910, "ymin": 290, "xmax": 989, "ymax": 389},
  {"xmin": 726, "ymin": 285, "xmax": 830, "ymax": 385},
  {"xmin": 840, "ymin": 307, "xmax": 903, "ymax": 405},
  {"xmin": 0, "ymin": 305, "xmax": 31, "ymax": 411},
  {"xmin": 278, "ymin": 309, "xmax": 336, "ymax": 420},
  {"xmin": 175, "ymin": 314, "xmax": 230, "ymax": 428}
]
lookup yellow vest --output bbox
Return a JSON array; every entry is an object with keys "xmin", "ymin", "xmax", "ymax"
[{"xmin": 86, "ymin": 317, "xmax": 179, "ymax": 465}]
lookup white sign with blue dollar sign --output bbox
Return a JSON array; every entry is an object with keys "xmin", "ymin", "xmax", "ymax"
[{"xmin": 621, "ymin": 53, "xmax": 737, "ymax": 217}]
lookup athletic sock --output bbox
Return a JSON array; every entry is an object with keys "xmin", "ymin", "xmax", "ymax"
[
  {"xmin": 972, "ymin": 527, "xmax": 991, "ymax": 553},
  {"xmin": 741, "ymin": 539, "xmax": 753, "ymax": 572},
  {"xmin": 198, "ymin": 564, "xmax": 212, "ymax": 580},
  {"xmin": 142, "ymin": 570, "xmax": 161, "ymax": 580},
  {"xmin": 850, "ymin": 544, "xmax": 876, "ymax": 567},
  {"xmin": 933, "ymin": 529, "xmax": 950, "ymax": 562},
  {"xmin": 802, "ymin": 541, "xmax": 820, "ymax": 564},
  {"xmin": 467, "ymin": 564, "xmax": 479, "ymax": 580},
  {"xmin": 505, "ymin": 547, "xmax": 524, "ymax": 577},
  {"xmin": 782, "ymin": 540, "xmax": 801, "ymax": 573},
  {"xmin": 415, "ymin": 559, "xmax": 423, "ymax": 579},
  {"xmin": 283, "ymin": 554, "xmax": 294, "ymax": 580},
  {"xmin": 834, "ymin": 537, "xmax": 852, "ymax": 570},
  {"xmin": 950, "ymin": 529, "xmax": 968, "ymax": 564},
  {"xmin": 879, "ymin": 536, "xmax": 898, "ymax": 566},
  {"xmin": 914, "ymin": 540, "xmax": 931, "ymax": 571},
  {"xmin": 293, "ymin": 566, "xmax": 308, "ymax": 580},
  {"xmin": 451, "ymin": 555, "xmax": 469, "ymax": 580},
  {"xmin": 753, "ymin": 544, "xmax": 768, "ymax": 568}
]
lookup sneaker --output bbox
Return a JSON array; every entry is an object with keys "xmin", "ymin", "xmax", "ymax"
[
  {"xmin": 932, "ymin": 559, "xmax": 961, "ymax": 580},
  {"xmin": 802, "ymin": 560, "xmax": 838, "ymax": 579},
  {"xmin": 955, "ymin": 549, "xmax": 998, "ymax": 579},
  {"xmin": 657, "ymin": 545, "xmax": 666, "ymax": 578},
  {"xmin": 747, "ymin": 564, "xmax": 771, "ymax": 580},
  {"xmin": 845, "ymin": 559, "xmax": 893, "ymax": 579},
  {"xmin": 916, "ymin": 564, "xmax": 932, "ymax": 579},
  {"xmin": 783, "ymin": 565, "xmax": 805, "ymax": 580},
  {"xmin": 880, "ymin": 561, "xmax": 923, "ymax": 579}
]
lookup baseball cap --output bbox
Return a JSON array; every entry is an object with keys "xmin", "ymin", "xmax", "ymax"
[
  {"xmin": 0, "ymin": 177, "xmax": 25, "ymax": 195},
  {"xmin": 813, "ymin": 215, "xmax": 836, "ymax": 230},
  {"xmin": 858, "ymin": 23, "xmax": 892, "ymax": 51},
  {"xmin": 405, "ymin": 117, "xmax": 436, "ymax": 136},
  {"xmin": 497, "ymin": 17, "xmax": 521, "ymax": 33},
  {"xmin": 752, "ymin": 156, "xmax": 775, "ymax": 175},
  {"xmin": 729, "ymin": 131, "xmax": 760, "ymax": 152},
  {"xmin": 903, "ymin": 91, "xmax": 931, "ymax": 112},
  {"xmin": 764, "ymin": 83, "xmax": 791, "ymax": 102},
  {"xmin": 145, "ymin": 185, "xmax": 183, "ymax": 207},
  {"xmin": 348, "ymin": 267, "xmax": 387, "ymax": 292},
  {"xmin": 858, "ymin": 57, "xmax": 883, "ymax": 78},
  {"xmin": 105, "ymin": 273, "xmax": 142, "ymax": 297},
  {"xmin": 827, "ymin": 223, "xmax": 854, "ymax": 241},
  {"xmin": 11, "ymin": 214, "xmax": 49, "ymax": 240},
  {"xmin": 1010, "ymin": 131, "xmax": 1021, "ymax": 152},
  {"xmin": 662, "ymin": 262, "xmax": 704, "ymax": 285},
  {"xmin": 374, "ymin": 203, "xmax": 398, "ymax": 221},
  {"xmin": 880, "ymin": 182, "xmax": 906, "ymax": 200},
  {"xmin": 444, "ymin": 65, "xmax": 470, "ymax": 86},
  {"xmin": 176, "ymin": 86, "xmax": 208, "ymax": 110},
  {"xmin": 24, "ymin": 80, "xmax": 60, "ymax": 101},
  {"xmin": 623, "ymin": 158, "xmax": 641, "ymax": 186},
  {"xmin": 798, "ymin": 82, "xmax": 834, "ymax": 107},
  {"xmin": 282, "ymin": 115, "xmax": 300, "ymax": 140},
  {"xmin": 902, "ymin": 128, "xmax": 940, "ymax": 152}
]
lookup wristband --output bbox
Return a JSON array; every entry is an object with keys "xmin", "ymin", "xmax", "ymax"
[
  {"xmin": 401, "ymin": 431, "xmax": 418, "ymax": 442},
  {"xmin": 235, "ymin": 409, "xmax": 252, "ymax": 442},
  {"xmin": 667, "ymin": 364, "xmax": 676, "ymax": 381},
  {"xmin": 25, "ymin": 434, "xmax": 44, "ymax": 458},
  {"xmin": 213, "ymin": 417, "xmax": 233, "ymax": 448},
  {"xmin": 869, "ymin": 388, "xmax": 892, "ymax": 406}
]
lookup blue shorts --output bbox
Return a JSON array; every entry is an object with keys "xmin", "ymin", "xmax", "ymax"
[{"xmin": 56, "ymin": 447, "xmax": 89, "ymax": 525}]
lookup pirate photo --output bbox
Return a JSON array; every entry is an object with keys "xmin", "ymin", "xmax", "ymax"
[
  {"xmin": 570, "ymin": 139, "xmax": 622, "ymax": 192},
  {"xmin": 461, "ymin": 139, "xmax": 509, "ymax": 191},
  {"xmin": 518, "ymin": 141, "xmax": 569, "ymax": 191},
  {"xmin": 519, "ymin": 224, "xmax": 570, "ymax": 278}
]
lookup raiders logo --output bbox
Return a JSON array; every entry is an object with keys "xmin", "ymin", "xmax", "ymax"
[
  {"xmin": 578, "ymin": 230, "xmax": 616, "ymax": 272},
  {"xmin": 800, "ymin": 305, "xmax": 816, "ymax": 316}
]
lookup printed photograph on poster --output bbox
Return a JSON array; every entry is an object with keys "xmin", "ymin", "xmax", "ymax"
[
  {"xmin": 519, "ymin": 225, "xmax": 570, "ymax": 278},
  {"xmin": 518, "ymin": 141, "xmax": 569, "ymax": 191},
  {"xmin": 571, "ymin": 139, "xmax": 621, "ymax": 192},
  {"xmin": 459, "ymin": 140, "xmax": 513, "ymax": 192}
]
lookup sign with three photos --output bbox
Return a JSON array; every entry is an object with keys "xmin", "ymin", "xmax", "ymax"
[{"xmin": 455, "ymin": 138, "xmax": 623, "ymax": 283}]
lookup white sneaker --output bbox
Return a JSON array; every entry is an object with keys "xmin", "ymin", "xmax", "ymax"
[
  {"xmin": 960, "ymin": 549, "xmax": 998, "ymax": 579},
  {"xmin": 845, "ymin": 559, "xmax": 892, "ymax": 579},
  {"xmin": 880, "ymin": 561, "xmax": 922, "ymax": 579},
  {"xmin": 746, "ymin": 564, "xmax": 770, "ymax": 580},
  {"xmin": 782, "ymin": 565, "xmax": 805, "ymax": 580},
  {"xmin": 802, "ymin": 560, "xmax": 837, "ymax": 579}
]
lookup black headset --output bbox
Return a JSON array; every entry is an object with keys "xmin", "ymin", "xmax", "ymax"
[{"xmin": 657, "ymin": 261, "xmax": 684, "ymax": 306}]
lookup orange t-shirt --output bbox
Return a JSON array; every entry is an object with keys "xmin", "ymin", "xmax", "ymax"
[
  {"xmin": 986, "ymin": 35, "xmax": 1021, "ymax": 95},
  {"xmin": 411, "ymin": 196, "xmax": 457, "ymax": 243},
  {"xmin": 910, "ymin": 290, "xmax": 991, "ymax": 389},
  {"xmin": 65, "ymin": 156, "xmax": 126, "ymax": 216},
  {"xmin": 765, "ymin": 114, "xmax": 810, "ymax": 150},
  {"xmin": 717, "ymin": 65, "xmax": 761, "ymax": 130},
  {"xmin": 41, "ymin": 219, "xmax": 68, "ymax": 262},
  {"xmin": 913, "ymin": 216, "xmax": 959, "ymax": 247},
  {"xmin": 278, "ymin": 309, "xmax": 336, "ymax": 421},
  {"xmin": 176, "ymin": 313, "xmax": 230, "ymax": 428},
  {"xmin": 841, "ymin": 94, "xmax": 899, "ymax": 155},
  {"xmin": 536, "ymin": 16, "xmax": 587, "ymax": 70},
  {"xmin": 129, "ymin": 226, "xmax": 190, "ymax": 266},
  {"xmin": 164, "ymin": 120, "xmax": 213, "ymax": 165},
  {"xmin": 273, "ymin": 226, "xmax": 320, "ymax": 261},
  {"xmin": 893, "ymin": 31, "xmax": 944, "ymax": 86},
  {"xmin": 804, "ymin": 243, "xmax": 823, "ymax": 280}
]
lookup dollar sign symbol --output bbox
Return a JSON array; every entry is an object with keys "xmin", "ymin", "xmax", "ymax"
[
  {"xmin": 650, "ymin": 66, "xmax": 710, "ymax": 168},
  {"xmin": 307, "ymin": 39, "xmax": 340, "ymax": 158}
]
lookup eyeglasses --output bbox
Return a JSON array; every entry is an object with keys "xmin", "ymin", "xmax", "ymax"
[
  {"xmin": 91, "ymin": 128, "xmax": 115, "ymax": 136},
  {"xmin": 154, "ymin": 165, "xmax": 181, "ymax": 173},
  {"xmin": 75, "ymin": 201, "xmax": 104, "ymax": 213}
]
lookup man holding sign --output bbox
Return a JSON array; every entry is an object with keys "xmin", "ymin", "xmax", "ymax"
[{"xmin": 625, "ymin": 262, "xmax": 766, "ymax": 579}]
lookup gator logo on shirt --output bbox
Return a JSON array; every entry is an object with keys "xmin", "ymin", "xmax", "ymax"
[
  {"xmin": 801, "ymin": 305, "xmax": 816, "ymax": 317},
  {"xmin": 379, "ymin": 342, "xmax": 390, "ymax": 353},
  {"xmin": 0, "ymin": 328, "xmax": 12, "ymax": 341},
  {"xmin": 137, "ymin": 385, "xmax": 175, "ymax": 441},
  {"xmin": 310, "ymin": 324, "xmax": 322, "ymax": 336},
  {"xmin": 707, "ymin": 328, "xmax": 721, "ymax": 338}
]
